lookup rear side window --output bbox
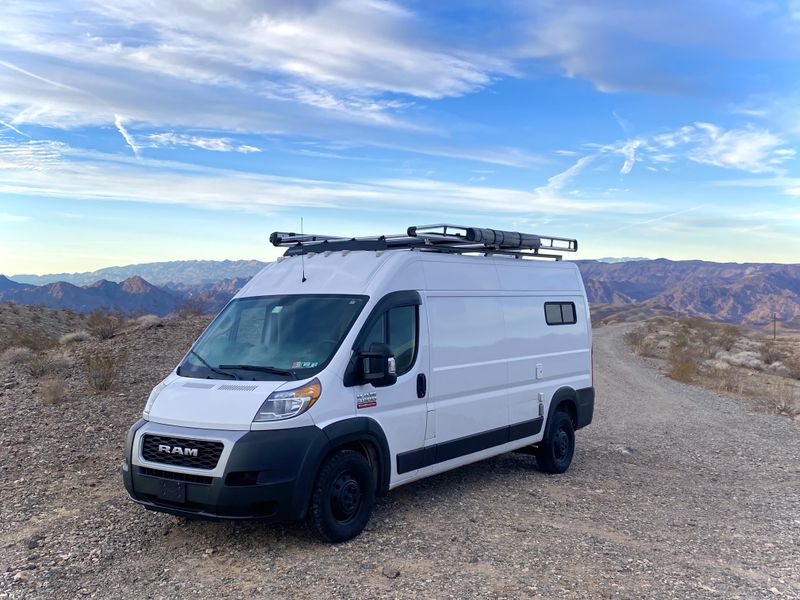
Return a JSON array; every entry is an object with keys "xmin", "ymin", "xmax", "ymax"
[{"xmin": 545, "ymin": 302, "xmax": 577, "ymax": 326}]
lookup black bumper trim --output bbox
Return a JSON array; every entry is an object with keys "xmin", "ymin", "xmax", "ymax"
[
  {"xmin": 575, "ymin": 386, "xmax": 595, "ymax": 429},
  {"xmin": 124, "ymin": 424, "xmax": 329, "ymax": 522}
]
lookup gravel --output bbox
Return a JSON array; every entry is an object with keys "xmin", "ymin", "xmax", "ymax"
[{"xmin": 1, "ymin": 321, "xmax": 798, "ymax": 599}]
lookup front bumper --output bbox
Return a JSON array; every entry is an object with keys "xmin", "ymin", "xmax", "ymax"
[{"xmin": 123, "ymin": 419, "xmax": 329, "ymax": 521}]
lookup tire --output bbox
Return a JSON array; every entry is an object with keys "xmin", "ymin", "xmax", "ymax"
[
  {"xmin": 306, "ymin": 449, "xmax": 375, "ymax": 543},
  {"xmin": 536, "ymin": 410, "xmax": 575, "ymax": 474}
]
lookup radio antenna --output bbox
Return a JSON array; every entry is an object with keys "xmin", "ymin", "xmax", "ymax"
[{"xmin": 300, "ymin": 217, "xmax": 307, "ymax": 282}]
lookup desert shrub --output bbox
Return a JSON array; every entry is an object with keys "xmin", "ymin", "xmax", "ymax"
[
  {"xmin": 783, "ymin": 355, "xmax": 800, "ymax": 380},
  {"xmin": 717, "ymin": 324, "xmax": 742, "ymax": 352},
  {"xmin": 135, "ymin": 314, "xmax": 162, "ymax": 329},
  {"xmin": 59, "ymin": 330, "xmax": 90, "ymax": 345},
  {"xmin": 88, "ymin": 311, "xmax": 123, "ymax": 340},
  {"xmin": 772, "ymin": 389, "xmax": 800, "ymax": 418},
  {"xmin": 84, "ymin": 351, "xmax": 125, "ymax": 392},
  {"xmin": 177, "ymin": 299, "xmax": 208, "ymax": 317},
  {"xmin": 1, "ymin": 346, "xmax": 35, "ymax": 364},
  {"xmin": 705, "ymin": 365, "xmax": 745, "ymax": 395},
  {"xmin": 667, "ymin": 335, "xmax": 698, "ymax": 382},
  {"xmin": 716, "ymin": 350, "xmax": 766, "ymax": 371},
  {"xmin": 667, "ymin": 355, "xmax": 698, "ymax": 382},
  {"xmin": 0, "ymin": 327, "xmax": 57, "ymax": 353},
  {"xmin": 39, "ymin": 377, "xmax": 67, "ymax": 405},
  {"xmin": 624, "ymin": 328, "xmax": 648, "ymax": 355},
  {"xmin": 26, "ymin": 355, "xmax": 54, "ymax": 377},
  {"xmin": 759, "ymin": 342, "xmax": 787, "ymax": 366},
  {"xmin": 48, "ymin": 349, "xmax": 74, "ymax": 371}
]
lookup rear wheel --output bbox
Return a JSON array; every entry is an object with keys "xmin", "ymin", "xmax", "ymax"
[
  {"xmin": 536, "ymin": 410, "xmax": 575, "ymax": 474},
  {"xmin": 306, "ymin": 449, "xmax": 375, "ymax": 543}
]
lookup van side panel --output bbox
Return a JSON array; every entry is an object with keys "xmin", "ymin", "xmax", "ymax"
[
  {"xmin": 494, "ymin": 261, "xmax": 582, "ymax": 292},
  {"xmin": 425, "ymin": 295, "xmax": 509, "ymax": 447},
  {"xmin": 502, "ymin": 295, "xmax": 591, "ymax": 434}
]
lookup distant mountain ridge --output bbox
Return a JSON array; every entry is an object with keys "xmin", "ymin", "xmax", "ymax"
[
  {"xmin": 12, "ymin": 259, "xmax": 267, "ymax": 287},
  {"xmin": 576, "ymin": 259, "xmax": 800, "ymax": 328},
  {"xmin": 4, "ymin": 258, "xmax": 800, "ymax": 327},
  {"xmin": 0, "ymin": 275, "xmax": 181, "ymax": 316}
]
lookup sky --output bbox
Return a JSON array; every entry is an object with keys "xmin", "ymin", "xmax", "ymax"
[{"xmin": 1, "ymin": 0, "xmax": 799, "ymax": 275}]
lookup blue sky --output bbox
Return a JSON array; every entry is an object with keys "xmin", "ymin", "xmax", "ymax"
[{"xmin": 1, "ymin": 0, "xmax": 799, "ymax": 275}]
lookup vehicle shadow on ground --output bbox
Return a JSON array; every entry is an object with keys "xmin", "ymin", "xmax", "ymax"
[{"xmin": 166, "ymin": 450, "xmax": 550, "ymax": 547}]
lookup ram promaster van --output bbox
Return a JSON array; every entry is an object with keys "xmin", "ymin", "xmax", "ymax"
[{"xmin": 123, "ymin": 224, "xmax": 594, "ymax": 542}]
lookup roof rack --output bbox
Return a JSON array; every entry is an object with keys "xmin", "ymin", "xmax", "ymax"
[{"xmin": 269, "ymin": 224, "xmax": 578, "ymax": 260}]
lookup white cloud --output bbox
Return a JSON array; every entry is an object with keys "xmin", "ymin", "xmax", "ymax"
[
  {"xmin": 0, "ymin": 119, "xmax": 29, "ymax": 138},
  {"xmin": 0, "ymin": 0, "xmax": 509, "ymax": 135},
  {"xmin": 0, "ymin": 136, "xmax": 648, "ymax": 217},
  {"xmin": 114, "ymin": 114, "xmax": 139, "ymax": 158},
  {"xmin": 680, "ymin": 123, "xmax": 793, "ymax": 173},
  {"xmin": 619, "ymin": 139, "xmax": 643, "ymax": 175},
  {"xmin": 534, "ymin": 154, "xmax": 596, "ymax": 198},
  {"xmin": 144, "ymin": 133, "xmax": 261, "ymax": 154}
]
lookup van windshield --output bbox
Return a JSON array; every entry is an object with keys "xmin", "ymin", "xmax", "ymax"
[{"xmin": 178, "ymin": 295, "xmax": 367, "ymax": 381}]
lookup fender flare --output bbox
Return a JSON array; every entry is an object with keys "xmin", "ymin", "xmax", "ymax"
[
  {"xmin": 321, "ymin": 417, "xmax": 392, "ymax": 495},
  {"xmin": 544, "ymin": 386, "xmax": 578, "ymax": 437}
]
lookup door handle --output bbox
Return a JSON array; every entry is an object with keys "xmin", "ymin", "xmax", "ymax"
[{"xmin": 416, "ymin": 373, "xmax": 427, "ymax": 398}]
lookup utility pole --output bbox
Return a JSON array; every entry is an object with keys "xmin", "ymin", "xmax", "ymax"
[{"xmin": 773, "ymin": 312, "xmax": 777, "ymax": 341}]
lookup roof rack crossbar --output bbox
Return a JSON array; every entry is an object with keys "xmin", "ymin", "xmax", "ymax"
[{"xmin": 270, "ymin": 224, "xmax": 578, "ymax": 260}]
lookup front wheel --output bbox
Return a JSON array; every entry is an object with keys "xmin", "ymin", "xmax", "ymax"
[
  {"xmin": 536, "ymin": 411, "xmax": 575, "ymax": 474},
  {"xmin": 306, "ymin": 449, "xmax": 375, "ymax": 543}
]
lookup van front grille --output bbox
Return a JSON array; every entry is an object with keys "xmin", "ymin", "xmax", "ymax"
[{"xmin": 141, "ymin": 435, "xmax": 223, "ymax": 470}]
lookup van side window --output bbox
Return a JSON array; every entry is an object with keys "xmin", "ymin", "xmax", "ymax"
[
  {"xmin": 362, "ymin": 306, "xmax": 418, "ymax": 375},
  {"xmin": 545, "ymin": 302, "xmax": 577, "ymax": 326}
]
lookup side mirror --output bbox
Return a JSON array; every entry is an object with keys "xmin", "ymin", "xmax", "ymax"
[{"xmin": 358, "ymin": 343, "xmax": 397, "ymax": 387}]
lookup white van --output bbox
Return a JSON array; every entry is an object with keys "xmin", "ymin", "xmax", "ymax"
[{"xmin": 123, "ymin": 225, "xmax": 594, "ymax": 542}]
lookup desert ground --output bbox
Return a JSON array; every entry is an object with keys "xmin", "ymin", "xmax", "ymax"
[{"xmin": 0, "ymin": 313, "xmax": 798, "ymax": 599}]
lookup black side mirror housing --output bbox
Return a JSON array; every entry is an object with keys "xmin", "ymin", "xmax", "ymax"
[{"xmin": 356, "ymin": 342, "xmax": 397, "ymax": 388}]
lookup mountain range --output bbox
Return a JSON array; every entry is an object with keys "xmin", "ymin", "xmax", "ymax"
[
  {"xmin": 11, "ymin": 259, "xmax": 266, "ymax": 287},
  {"xmin": 2, "ymin": 258, "xmax": 799, "ymax": 328}
]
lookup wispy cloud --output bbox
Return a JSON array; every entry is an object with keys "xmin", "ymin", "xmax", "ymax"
[
  {"xmin": 0, "ymin": 0, "xmax": 509, "ymax": 136},
  {"xmin": 619, "ymin": 139, "xmax": 643, "ymax": 175},
  {"xmin": 0, "ymin": 137, "xmax": 648, "ymax": 216},
  {"xmin": 0, "ymin": 119, "xmax": 29, "ymax": 138},
  {"xmin": 144, "ymin": 133, "xmax": 261, "ymax": 154},
  {"xmin": 0, "ymin": 59, "xmax": 84, "ymax": 93},
  {"xmin": 686, "ymin": 122, "xmax": 794, "ymax": 173},
  {"xmin": 534, "ymin": 154, "xmax": 596, "ymax": 198},
  {"xmin": 113, "ymin": 114, "xmax": 140, "ymax": 158}
]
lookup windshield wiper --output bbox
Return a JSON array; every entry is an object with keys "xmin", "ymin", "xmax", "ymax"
[
  {"xmin": 189, "ymin": 349, "xmax": 241, "ymax": 380},
  {"xmin": 218, "ymin": 364, "xmax": 297, "ymax": 379}
]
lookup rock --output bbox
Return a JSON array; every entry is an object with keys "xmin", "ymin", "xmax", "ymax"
[{"xmin": 382, "ymin": 565, "xmax": 400, "ymax": 579}]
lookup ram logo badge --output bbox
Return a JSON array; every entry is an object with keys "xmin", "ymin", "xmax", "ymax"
[
  {"xmin": 356, "ymin": 391, "xmax": 377, "ymax": 409},
  {"xmin": 158, "ymin": 444, "xmax": 198, "ymax": 457}
]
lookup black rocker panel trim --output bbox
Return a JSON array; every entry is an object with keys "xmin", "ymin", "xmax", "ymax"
[{"xmin": 396, "ymin": 417, "xmax": 543, "ymax": 474}]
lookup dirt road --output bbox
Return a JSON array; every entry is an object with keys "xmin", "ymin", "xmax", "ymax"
[{"xmin": 1, "ymin": 323, "xmax": 798, "ymax": 599}]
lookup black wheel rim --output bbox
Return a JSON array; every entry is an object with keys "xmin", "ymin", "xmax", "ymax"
[
  {"xmin": 330, "ymin": 471, "xmax": 362, "ymax": 523},
  {"xmin": 553, "ymin": 427, "xmax": 571, "ymax": 464}
]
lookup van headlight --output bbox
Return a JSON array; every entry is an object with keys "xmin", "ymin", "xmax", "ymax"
[
  {"xmin": 253, "ymin": 378, "xmax": 321, "ymax": 422},
  {"xmin": 143, "ymin": 380, "xmax": 167, "ymax": 417}
]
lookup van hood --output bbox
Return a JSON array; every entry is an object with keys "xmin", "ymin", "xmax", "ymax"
[{"xmin": 146, "ymin": 377, "xmax": 288, "ymax": 430}]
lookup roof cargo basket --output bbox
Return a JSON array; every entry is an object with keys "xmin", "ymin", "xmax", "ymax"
[{"xmin": 270, "ymin": 224, "xmax": 577, "ymax": 260}]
